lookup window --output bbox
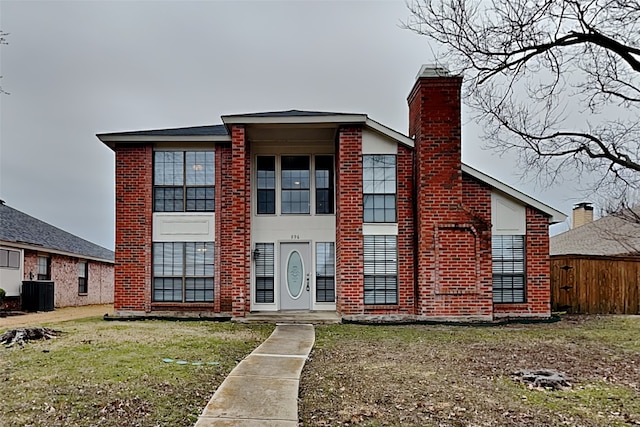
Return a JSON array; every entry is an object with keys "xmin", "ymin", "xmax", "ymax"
[
  {"xmin": 78, "ymin": 261, "xmax": 88, "ymax": 294},
  {"xmin": 257, "ymin": 156, "xmax": 276, "ymax": 214},
  {"xmin": 315, "ymin": 155, "xmax": 335, "ymax": 214},
  {"xmin": 363, "ymin": 155, "xmax": 396, "ymax": 222},
  {"xmin": 37, "ymin": 256, "xmax": 51, "ymax": 280},
  {"xmin": 364, "ymin": 235, "xmax": 397, "ymax": 304},
  {"xmin": 316, "ymin": 242, "xmax": 335, "ymax": 302},
  {"xmin": 0, "ymin": 249, "xmax": 20, "ymax": 269},
  {"xmin": 254, "ymin": 243, "xmax": 275, "ymax": 303},
  {"xmin": 281, "ymin": 156, "xmax": 310, "ymax": 214},
  {"xmin": 492, "ymin": 235, "xmax": 526, "ymax": 303},
  {"xmin": 154, "ymin": 151, "xmax": 215, "ymax": 212},
  {"xmin": 153, "ymin": 242, "xmax": 214, "ymax": 302}
]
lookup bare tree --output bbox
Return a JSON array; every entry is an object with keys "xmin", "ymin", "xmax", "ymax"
[{"xmin": 405, "ymin": 0, "xmax": 640, "ymax": 214}]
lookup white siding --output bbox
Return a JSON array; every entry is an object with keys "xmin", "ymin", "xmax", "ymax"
[
  {"xmin": 362, "ymin": 128, "xmax": 398, "ymax": 154},
  {"xmin": 492, "ymin": 191, "xmax": 526, "ymax": 235},
  {"xmin": 153, "ymin": 213, "xmax": 215, "ymax": 242}
]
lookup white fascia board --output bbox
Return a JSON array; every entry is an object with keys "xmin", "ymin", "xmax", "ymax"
[
  {"xmin": 0, "ymin": 240, "xmax": 115, "ymax": 265},
  {"xmin": 97, "ymin": 135, "xmax": 231, "ymax": 143},
  {"xmin": 365, "ymin": 118, "xmax": 414, "ymax": 148},
  {"xmin": 221, "ymin": 114, "xmax": 368, "ymax": 126},
  {"xmin": 461, "ymin": 164, "xmax": 567, "ymax": 223}
]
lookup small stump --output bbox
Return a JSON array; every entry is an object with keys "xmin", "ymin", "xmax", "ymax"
[
  {"xmin": 1, "ymin": 327, "xmax": 59, "ymax": 348},
  {"xmin": 513, "ymin": 369, "xmax": 571, "ymax": 390}
]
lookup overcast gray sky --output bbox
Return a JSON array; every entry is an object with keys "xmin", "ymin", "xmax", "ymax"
[{"xmin": 0, "ymin": 0, "xmax": 575, "ymax": 251}]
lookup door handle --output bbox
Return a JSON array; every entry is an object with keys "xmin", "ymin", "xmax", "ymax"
[{"xmin": 306, "ymin": 273, "xmax": 310, "ymax": 291}]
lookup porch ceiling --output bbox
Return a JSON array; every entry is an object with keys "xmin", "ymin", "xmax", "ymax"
[{"xmin": 246, "ymin": 124, "xmax": 338, "ymax": 143}]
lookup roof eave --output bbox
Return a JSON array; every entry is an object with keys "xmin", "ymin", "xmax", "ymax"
[
  {"xmin": 461, "ymin": 164, "xmax": 567, "ymax": 223},
  {"xmin": 365, "ymin": 118, "xmax": 414, "ymax": 148},
  {"xmin": 97, "ymin": 134, "xmax": 231, "ymax": 149},
  {"xmin": 220, "ymin": 114, "xmax": 414, "ymax": 147},
  {"xmin": 221, "ymin": 113, "xmax": 368, "ymax": 127},
  {"xmin": 0, "ymin": 240, "xmax": 115, "ymax": 264}
]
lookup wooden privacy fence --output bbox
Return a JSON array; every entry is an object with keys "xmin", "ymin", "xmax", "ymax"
[{"xmin": 551, "ymin": 255, "xmax": 640, "ymax": 314}]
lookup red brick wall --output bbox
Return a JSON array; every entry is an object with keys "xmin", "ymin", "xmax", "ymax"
[
  {"xmin": 494, "ymin": 207, "xmax": 551, "ymax": 317},
  {"xmin": 215, "ymin": 144, "xmax": 233, "ymax": 313},
  {"xmin": 114, "ymin": 144, "xmax": 152, "ymax": 314},
  {"xmin": 220, "ymin": 126, "xmax": 251, "ymax": 317},
  {"xmin": 22, "ymin": 251, "xmax": 114, "ymax": 307},
  {"xmin": 335, "ymin": 126, "xmax": 364, "ymax": 315},
  {"xmin": 396, "ymin": 145, "xmax": 416, "ymax": 315}
]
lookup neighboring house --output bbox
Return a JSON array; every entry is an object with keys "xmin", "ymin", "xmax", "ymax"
[
  {"xmin": 550, "ymin": 204, "xmax": 640, "ymax": 314},
  {"xmin": 0, "ymin": 201, "xmax": 114, "ymax": 309},
  {"xmin": 97, "ymin": 65, "xmax": 565, "ymax": 322}
]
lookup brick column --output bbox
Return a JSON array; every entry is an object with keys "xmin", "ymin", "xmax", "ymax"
[
  {"xmin": 221, "ymin": 126, "xmax": 250, "ymax": 318},
  {"xmin": 215, "ymin": 144, "xmax": 232, "ymax": 313},
  {"xmin": 335, "ymin": 126, "xmax": 364, "ymax": 315},
  {"xmin": 114, "ymin": 144, "xmax": 152, "ymax": 315},
  {"xmin": 396, "ymin": 145, "xmax": 416, "ymax": 315}
]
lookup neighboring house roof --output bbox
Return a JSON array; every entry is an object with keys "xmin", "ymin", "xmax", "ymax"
[
  {"xmin": 550, "ymin": 208, "xmax": 640, "ymax": 256},
  {"xmin": 96, "ymin": 110, "xmax": 566, "ymax": 224},
  {"xmin": 0, "ymin": 202, "xmax": 114, "ymax": 263}
]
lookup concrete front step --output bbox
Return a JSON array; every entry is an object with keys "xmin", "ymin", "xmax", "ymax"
[{"xmin": 234, "ymin": 311, "xmax": 341, "ymax": 324}]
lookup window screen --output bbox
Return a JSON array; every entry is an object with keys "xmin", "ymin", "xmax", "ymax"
[
  {"xmin": 255, "ymin": 243, "xmax": 275, "ymax": 303},
  {"xmin": 363, "ymin": 155, "xmax": 396, "ymax": 222},
  {"xmin": 364, "ymin": 235, "xmax": 398, "ymax": 304},
  {"xmin": 492, "ymin": 235, "xmax": 526, "ymax": 303}
]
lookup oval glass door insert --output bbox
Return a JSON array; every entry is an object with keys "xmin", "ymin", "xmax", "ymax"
[{"xmin": 287, "ymin": 250, "xmax": 304, "ymax": 298}]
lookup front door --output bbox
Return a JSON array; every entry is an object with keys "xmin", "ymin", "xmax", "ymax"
[{"xmin": 280, "ymin": 242, "xmax": 311, "ymax": 310}]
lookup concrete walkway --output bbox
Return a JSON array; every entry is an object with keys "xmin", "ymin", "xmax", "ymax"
[{"xmin": 195, "ymin": 324, "xmax": 315, "ymax": 427}]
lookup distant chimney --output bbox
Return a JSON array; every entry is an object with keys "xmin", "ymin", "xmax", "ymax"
[{"xmin": 572, "ymin": 202, "xmax": 594, "ymax": 228}]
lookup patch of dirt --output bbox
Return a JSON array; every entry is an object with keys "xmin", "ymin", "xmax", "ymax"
[
  {"xmin": 0, "ymin": 304, "xmax": 113, "ymax": 329},
  {"xmin": 299, "ymin": 316, "xmax": 640, "ymax": 426}
]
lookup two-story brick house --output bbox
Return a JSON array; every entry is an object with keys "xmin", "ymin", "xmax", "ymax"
[{"xmin": 98, "ymin": 66, "xmax": 565, "ymax": 322}]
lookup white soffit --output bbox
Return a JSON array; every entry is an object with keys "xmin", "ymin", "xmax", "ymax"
[{"xmin": 462, "ymin": 164, "xmax": 567, "ymax": 223}]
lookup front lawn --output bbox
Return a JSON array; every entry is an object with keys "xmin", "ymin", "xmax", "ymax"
[
  {"xmin": 299, "ymin": 316, "xmax": 640, "ymax": 426},
  {"xmin": 0, "ymin": 318, "xmax": 273, "ymax": 427}
]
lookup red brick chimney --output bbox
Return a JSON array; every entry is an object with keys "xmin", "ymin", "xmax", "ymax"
[
  {"xmin": 407, "ymin": 65, "xmax": 493, "ymax": 320},
  {"xmin": 408, "ymin": 65, "xmax": 463, "ymax": 210}
]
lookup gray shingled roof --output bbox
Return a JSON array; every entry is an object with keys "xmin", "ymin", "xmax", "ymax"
[
  {"xmin": 98, "ymin": 110, "xmax": 362, "ymax": 138},
  {"xmin": 550, "ymin": 208, "xmax": 640, "ymax": 256},
  {"xmin": 98, "ymin": 124, "xmax": 228, "ymax": 137},
  {"xmin": 0, "ymin": 202, "xmax": 114, "ymax": 262},
  {"xmin": 225, "ymin": 109, "xmax": 358, "ymax": 118}
]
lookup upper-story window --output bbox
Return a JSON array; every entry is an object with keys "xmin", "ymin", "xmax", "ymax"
[
  {"xmin": 256, "ymin": 155, "xmax": 334, "ymax": 215},
  {"xmin": 363, "ymin": 155, "xmax": 396, "ymax": 222},
  {"xmin": 315, "ymin": 155, "xmax": 335, "ymax": 215},
  {"xmin": 281, "ymin": 156, "xmax": 310, "ymax": 214},
  {"xmin": 154, "ymin": 151, "xmax": 215, "ymax": 212},
  {"xmin": 257, "ymin": 156, "xmax": 276, "ymax": 214}
]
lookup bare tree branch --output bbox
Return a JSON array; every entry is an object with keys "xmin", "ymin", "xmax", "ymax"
[{"xmin": 404, "ymin": 0, "xmax": 640, "ymax": 216}]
